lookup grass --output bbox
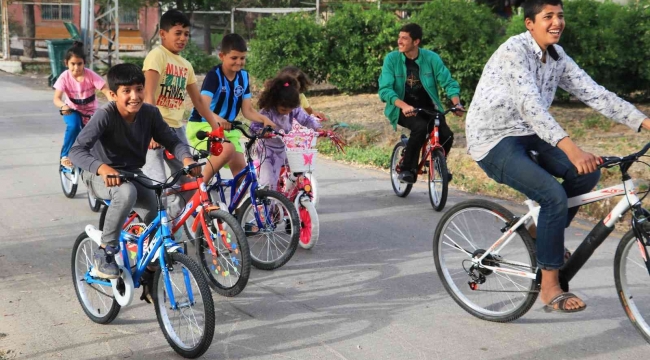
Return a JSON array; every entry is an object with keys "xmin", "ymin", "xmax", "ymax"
[{"xmin": 308, "ymin": 93, "xmax": 650, "ymax": 230}]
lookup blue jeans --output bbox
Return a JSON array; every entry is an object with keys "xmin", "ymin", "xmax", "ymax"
[
  {"xmin": 477, "ymin": 135, "xmax": 601, "ymax": 269},
  {"xmin": 61, "ymin": 112, "xmax": 82, "ymax": 158}
]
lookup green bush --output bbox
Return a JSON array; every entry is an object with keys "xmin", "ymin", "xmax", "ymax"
[
  {"xmin": 180, "ymin": 41, "xmax": 219, "ymax": 74},
  {"xmin": 121, "ymin": 55, "xmax": 145, "ymax": 69},
  {"xmin": 325, "ymin": 4, "xmax": 401, "ymax": 93},
  {"xmin": 411, "ymin": 0, "xmax": 505, "ymax": 103},
  {"xmin": 247, "ymin": 13, "xmax": 328, "ymax": 86}
]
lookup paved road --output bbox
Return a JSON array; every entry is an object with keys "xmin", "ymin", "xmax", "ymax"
[{"xmin": 0, "ymin": 71, "xmax": 647, "ymax": 359}]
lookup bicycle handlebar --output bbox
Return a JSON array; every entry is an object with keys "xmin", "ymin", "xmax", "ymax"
[
  {"xmin": 415, "ymin": 106, "xmax": 466, "ymax": 117},
  {"xmin": 599, "ymin": 141, "xmax": 650, "ymax": 169},
  {"xmin": 108, "ymin": 163, "xmax": 203, "ymax": 191}
]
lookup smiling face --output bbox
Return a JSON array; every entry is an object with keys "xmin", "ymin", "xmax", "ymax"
[
  {"xmin": 525, "ymin": 4, "xmax": 565, "ymax": 51},
  {"xmin": 110, "ymin": 84, "xmax": 144, "ymax": 118},
  {"xmin": 160, "ymin": 24, "xmax": 190, "ymax": 54},
  {"xmin": 219, "ymin": 50, "xmax": 247, "ymax": 75},
  {"xmin": 397, "ymin": 31, "xmax": 419, "ymax": 54}
]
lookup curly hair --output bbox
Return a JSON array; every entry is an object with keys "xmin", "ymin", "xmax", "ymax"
[
  {"xmin": 277, "ymin": 66, "xmax": 313, "ymax": 93},
  {"xmin": 257, "ymin": 75, "xmax": 301, "ymax": 111}
]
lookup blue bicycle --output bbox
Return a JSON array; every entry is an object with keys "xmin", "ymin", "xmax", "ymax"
[
  {"xmin": 71, "ymin": 164, "xmax": 215, "ymax": 359},
  {"xmin": 192, "ymin": 122, "xmax": 300, "ymax": 270}
]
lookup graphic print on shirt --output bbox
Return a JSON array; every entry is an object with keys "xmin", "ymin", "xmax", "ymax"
[{"xmin": 156, "ymin": 63, "xmax": 188, "ymax": 109}]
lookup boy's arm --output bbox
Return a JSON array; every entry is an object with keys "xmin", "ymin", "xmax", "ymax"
[
  {"xmin": 293, "ymin": 108, "xmax": 322, "ymax": 130},
  {"xmin": 186, "ymin": 82, "xmax": 230, "ymax": 130},
  {"xmin": 378, "ymin": 53, "xmax": 413, "ymax": 116},
  {"xmin": 241, "ymin": 98, "xmax": 275, "ymax": 128},
  {"xmin": 559, "ymin": 55, "xmax": 649, "ymax": 132},
  {"xmin": 431, "ymin": 54, "xmax": 463, "ymax": 115},
  {"xmin": 143, "ymin": 70, "xmax": 160, "ymax": 105}
]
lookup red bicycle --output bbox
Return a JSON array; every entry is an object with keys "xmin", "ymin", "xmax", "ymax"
[{"xmin": 390, "ymin": 107, "xmax": 463, "ymax": 212}]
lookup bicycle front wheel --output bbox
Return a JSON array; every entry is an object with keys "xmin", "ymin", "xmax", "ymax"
[
  {"xmin": 298, "ymin": 198, "xmax": 320, "ymax": 250},
  {"xmin": 614, "ymin": 224, "xmax": 650, "ymax": 344},
  {"xmin": 153, "ymin": 252, "xmax": 215, "ymax": 359},
  {"xmin": 390, "ymin": 141, "xmax": 412, "ymax": 197},
  {"xmin": 428, "ymin": 149, "xmax": 449, "ymax": 212},
  {"xmin": 196, "ymin": 209, "xmax": 251, "ymax": 297},
  {"xmin": 433, "ymin": 200, "xmax": 538, "ymax": 322},
  {"xmin": 60, "ymin": 166, "xmax": 79, "ymax": 198},
  {"xmin": 237, "ymin": 189, "xmax": 300, "ymax": 270},
  {"xmin": 71, "ymin": 232, "xmax": 120, "ymax": 324}
]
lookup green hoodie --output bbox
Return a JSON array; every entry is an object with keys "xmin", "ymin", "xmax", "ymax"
[{"xmin": 378, "ymin": 49, "xmax": 460, "ymax": 129}]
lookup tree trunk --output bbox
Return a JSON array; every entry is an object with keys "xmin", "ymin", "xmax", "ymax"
[
  {"xmin": 203, "ymin": 15, "xmax": 211, "ymax": 54},
  {"xmin": 22, "ymin": 4, "xmax": 35, "ymax": 58},
  {"xmin": 176, "ymin": 0, "xmax": 184, "ymax": 11}
]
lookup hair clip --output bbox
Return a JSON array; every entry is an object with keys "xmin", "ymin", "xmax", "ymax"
[{"xmin": 284, "ymin": 82, "xmax": 289, "ymax": 87}]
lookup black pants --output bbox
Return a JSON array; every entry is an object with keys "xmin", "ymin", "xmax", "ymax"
[{"xmin": 398, "ymin": 111, "xmax": 454, "ymax": 172}]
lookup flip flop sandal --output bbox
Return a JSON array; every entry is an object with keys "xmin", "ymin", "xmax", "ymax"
[{"xmin": 543, "ymin": 292, "xmax": 587, "ymax": 313}]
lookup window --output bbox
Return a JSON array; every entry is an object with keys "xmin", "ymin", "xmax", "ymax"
[
  {"xmin": 41, "ymin": 5, "xmax": 73, "ymax": 21},
  {"xmin": 119, "ymin": 9, "xmax": 138, "ymax": 24}
]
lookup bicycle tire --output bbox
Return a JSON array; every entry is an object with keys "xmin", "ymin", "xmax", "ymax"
[
  {"xmin": 87, "ymin": 190, "xmax": 102, "ymax": 212},
  {"xmin": 236, "ymin": 189, "xmax": 300, "ymax": 270},
  {"xmin": 196, "ymin": 209, "xmax": 251, "ymax": 297},
  {"xmin": 390, "ymin": 141, "xmax": 412, "ymax": 197},
  {"xmin": 433, "ymin": 199, "xmax": 538, "ymax": 322},
  {"xmin": 60, "ymin": 166, "xmax": 79, "ymax": 198},
  {"xmin": 71, "ymin": 231, "xmax": 121, "ymax": 324},
  {"xmin": 305, "ymin": 173, "xmax": 319, "ymax": 208},
  {"xmin": 428, "ymin": 149, "xmax": 449, "ymax": 212},
  {"xmin": 614, "ymin": 223, "xmax": 650, "ymax": 344},
  {"xmin": 153, "ymin": 252, "xmax": 215, "ymax": 358},
  {"xmin": 298, "ymin": 199, "xmax": 320, "ymax": 250}
]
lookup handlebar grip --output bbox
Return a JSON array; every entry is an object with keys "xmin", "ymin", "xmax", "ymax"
[{"xmin": 196, "ymin": 130, "xmax": 208, "ymax": 140}]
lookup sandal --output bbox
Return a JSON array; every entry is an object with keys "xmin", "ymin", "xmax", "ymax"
[
  {"xmin": 543, "ymin": 292, "xmax": 587, "ymax": 313},
  {"xmin": 60, "ymin": 156, "xmax": 74, "ymax": 169}
]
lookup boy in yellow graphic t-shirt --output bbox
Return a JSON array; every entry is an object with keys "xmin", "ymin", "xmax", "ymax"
[{"xmin": 141, "ymin": 9, "xmax": 224, "ymax": 232}]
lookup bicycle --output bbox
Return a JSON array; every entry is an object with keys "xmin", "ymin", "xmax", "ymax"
[
  {"xmin": 432, "ymin": 141, "xmax": 650, "ymax": 343},
  {"xmin": 58, "ymin": 108, "xmax": 102, "ymax": 212},
  {"xmin": 274, "ymin": 129, "xmax": 346, "ymax": 249},
  {"xmin": 71, "ymin": 164, "xmax": 216, "ymax": 358},
  {"xmin": 97, "ymin": 143, "xmax": 251, "ymax": 297},
  {"xmin": 390, "ymin": 106, "xmax": 464, "ymax": 212},
  {"xmin": 192, "ymin": 122, "xmax": 300, "ymax": 270}
]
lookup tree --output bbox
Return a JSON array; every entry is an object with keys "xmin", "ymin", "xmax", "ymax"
[{"xmin": 22, "ymin": 4, "xmax": 35, "ymax": 58}]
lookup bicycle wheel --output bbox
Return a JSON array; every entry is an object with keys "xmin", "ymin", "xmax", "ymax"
[
  {"xmin": 87, "ymin": 190, "xmax": 102, "ymax": 212},
  {"xmin": 60, "ymin": 165, "xmax": 79, "ymax": 198},
  {"xmin": 433, "ymin": 199, "xmax": 538, "ymax": 322},
  {"xmin": 153, "ymin": 252, "xmax": 215, "ymax": 359},
  {"xmin": 236, "ymin": 189, "xmax": 300, "ymax": 270},
  {"xmin": 298, "ymin": 199, "xmax": 320, "ymax": 250},
  {"xmin": 305, "ymin": 173, "xmax": 319, "ymax": 208},
  {"xmin": 614, "ymin": 224, "xmax": 650, "ymax": 343},
  {"xmin": 390, "ymin": 141, "xmax": 412, "ymax": 197},
  {"xmin": 428, "ymin": 149, "xmax": 449, "ymax": 212},
  {"xmin": 196, "ymin": 209, "xmax": 251, "ymax": 297},
  {"xmin": 71, "ymin": 232, "xmax": 121, "ymax": 324}
]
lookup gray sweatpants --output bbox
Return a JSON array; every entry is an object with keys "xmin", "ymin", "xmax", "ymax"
[{"xmin": 84, "ymin": 170, "xmax": 157, "ymax": 247}]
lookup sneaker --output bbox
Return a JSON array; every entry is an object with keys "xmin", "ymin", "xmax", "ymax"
[
  {"xmin": 447, "ymin": 173, "xmax": 453, "ymax": 182},
  {"xmin": 398, "ymin": 170, "xmax": 415, "ymax": 184},
  {"xmin": 93, "ymin": 246, "xmax": 120, "ymax": 279}
]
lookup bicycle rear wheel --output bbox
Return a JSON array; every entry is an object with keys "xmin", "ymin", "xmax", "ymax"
[
  {"xmin": 60, "ymin": 165, "xmax": 79, "ymax": 198},
  {"xmin": 428, "ymin": 149, "xmax": 449, "ymax": 212},
  {"xmin": 433, "ymin": 199, "xmax": 538, "ymax": 322},
  {"xmin": 390, "ymin": 141, "xmax": 412, "ymax": 197},
  {"xmin": 71, "ymin": 232, "xmax": 120, "ymax": 324},
  {"xmin": 236, "ymin": 189, "xmax": 300, "ymax": 270},
  {"xmin": 196, "ymin": 209, "xmax": 251, "ymax": 297},
  {"xmin": 614, "ymin": 224, "xmax": 650, "ymax": 344},
  {"xmin": 153, "ymin": 252, "xmax": 215, "ymax": 359}
]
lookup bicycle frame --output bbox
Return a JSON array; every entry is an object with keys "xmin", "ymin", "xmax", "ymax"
[
  {"xmin": 85, "ymin": 200, "xmax": 194, "ymax": 310},
  {"xmin": 472, "ymin": 178, "xmax": 641, "ymax": 282}
]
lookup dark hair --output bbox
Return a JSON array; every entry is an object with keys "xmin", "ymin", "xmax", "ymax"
[
  {"xmin": 278, "ymin": 66, "xmax": 313, "ymax": 92},
  {"xmin": 523, "ymin": 0, "xmax": 563, "ymax": 22},
  {"xmin": 258, "ymin": 75, "xmax": 300, "ymax": 111},
  {"xmin": 160, "ymin": 9, "xmax": 190, "ymax": 31},
  {"xmin": 220, "ymin": 33, "xmax": 247, "ymax": 54},
  {"xmin": 107, "ymin": 63, "xmax": 145, "ymax": 93},
  {"xmin": 400, "ymin": 23, "xmax": 423, "ymax": 42},
  {"xmin": 65, "ymin": 41, "xmax": 86, "ymax": 64}
]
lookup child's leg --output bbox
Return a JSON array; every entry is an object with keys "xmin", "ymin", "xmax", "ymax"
[
  {"xmin": 202, "ymin": 142, "xmax": 235, "ymax": 184},
  {"xmin": 226, "ymin": 129, "xmax": 247, "ymax": 178},
  {"xmin": 61, "ymin": 112, "xmax": 82, "ymax": 160},
  {"xmin": 257, "ymin": 147, "xmax": 285, "ymax": 191}
]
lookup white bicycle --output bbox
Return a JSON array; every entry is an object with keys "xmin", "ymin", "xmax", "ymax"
[{"xmin": 433, "ymin": 142, "xmax": 650, "ymax": 343}]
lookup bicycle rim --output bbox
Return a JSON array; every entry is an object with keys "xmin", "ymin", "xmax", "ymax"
[
  {"xmin": 390, "ymin": 142, "xmax": 412, "ymax": 197},
  {"xmin": 434, "ymin": 201, "xmax": 538, "ymax": 321},
  {"xmin": 615, "ymin": 230, "xmax": 650, "ymax": 343}
]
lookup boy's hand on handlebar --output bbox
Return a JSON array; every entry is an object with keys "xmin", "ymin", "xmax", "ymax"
[
  {"xmin": 149, "ymin": 139, "xmax": 161, "ymax": 149},
  {"xmin": 452, "ymin": 103, "xmax": 466, "ymax": 117},
  {"xmin": 262, "ymin": 116, "xmax": 277, "ymax": 129},
  {"xmin": 182, "ymin": 158, "xmax": 202, "ymax": 177},
  {"xmin": 401, "ymin": 105, "xmax": 416, "ymax": 117},
  {"xmin": 98, "ymin": 164, "xmax": 122, "ymax": 187},
  {"xmin": 215, "ymin": 118, "xmax": 232, "ymax": 130}
]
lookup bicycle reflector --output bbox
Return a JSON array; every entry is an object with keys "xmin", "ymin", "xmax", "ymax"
[{"xmin": 210, "ymin": 141, "xmax": 223, "ymax": 156}]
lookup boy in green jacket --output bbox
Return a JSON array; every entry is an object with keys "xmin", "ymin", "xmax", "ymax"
[{"xmin": 378, "ymin": 23, "xmax": 464, "ymax": 184}]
